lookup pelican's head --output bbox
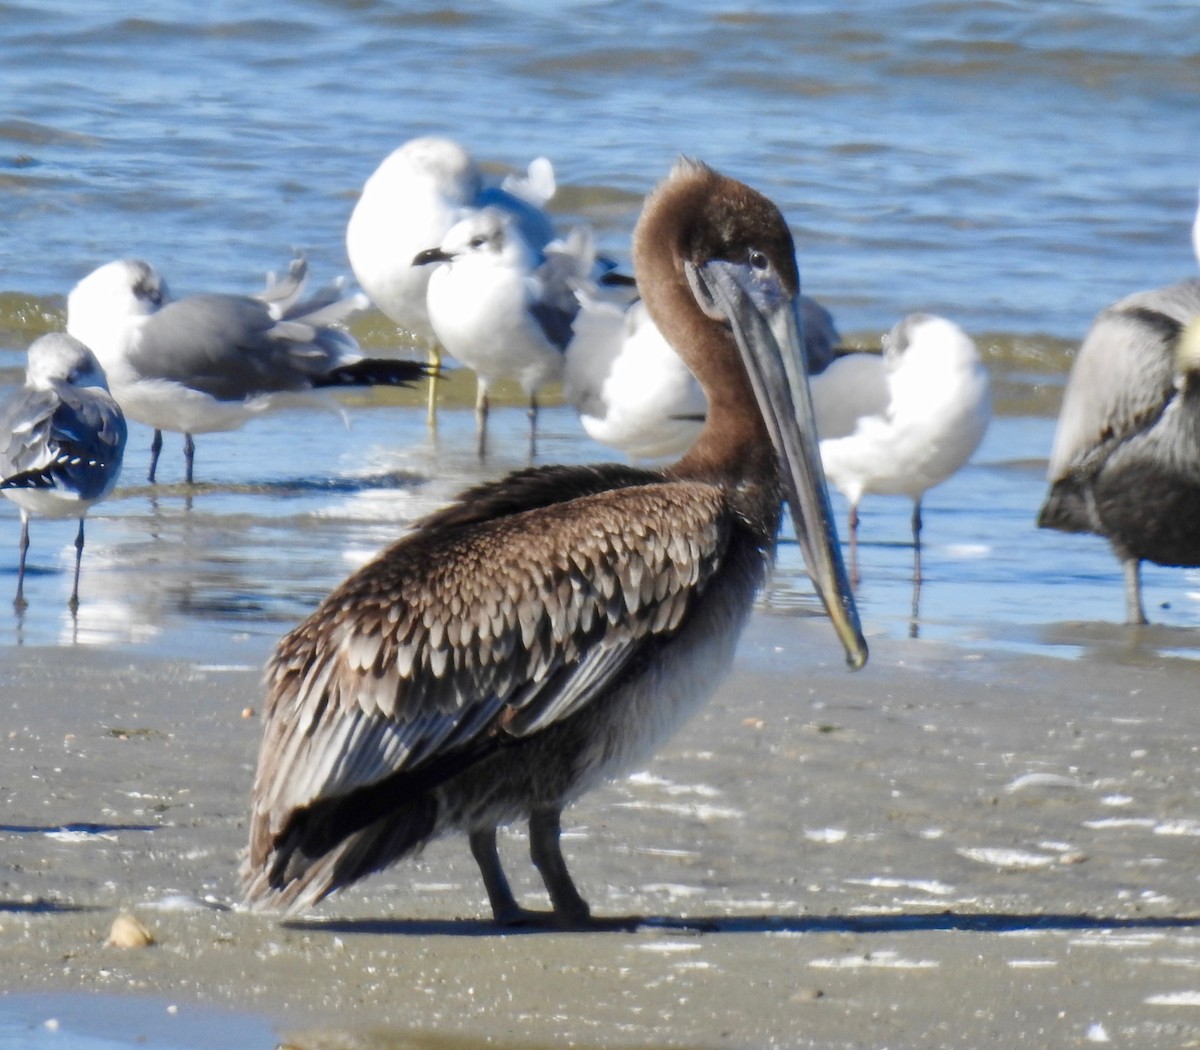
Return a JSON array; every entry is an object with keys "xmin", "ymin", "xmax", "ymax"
[{"xmin": 633, "ymin": 159, "xmax": 867, "ymax": 670}]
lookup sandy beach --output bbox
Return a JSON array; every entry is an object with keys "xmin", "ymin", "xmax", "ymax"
[{"xmin": 4, "ymin": 612, "xmax": 1200, "ymax": 1048}]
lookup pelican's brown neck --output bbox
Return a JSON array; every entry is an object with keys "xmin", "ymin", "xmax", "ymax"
[{"xmin": 632, "ymin": 163, "xmax": 775, "ymax": 480}]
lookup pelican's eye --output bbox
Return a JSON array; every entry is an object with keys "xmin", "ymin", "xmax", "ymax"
[{"xmin": 748, "ymin": 249, "xmax": 769, "ymax": 271}]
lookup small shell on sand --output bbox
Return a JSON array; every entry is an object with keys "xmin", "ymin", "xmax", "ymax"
[{"xmin": 107, "ymin": 912, "xmax": 155, "ymax": 948}]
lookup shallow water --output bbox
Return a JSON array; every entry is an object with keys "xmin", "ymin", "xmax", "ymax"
[
  {"xmin": 2, "ymin": 1, "xmax": 1199, "ymax": 665},
  {"xmin": 0, "ymin": 994, "xmax": 278, "ymax": 1050},
  {"xmin": 3, "ymin": 378, "xmax": 1200, "ymax": 666}
]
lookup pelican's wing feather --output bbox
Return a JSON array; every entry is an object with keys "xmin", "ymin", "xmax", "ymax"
[
  {"xmin": 249, "ymin": 466, "xmax": 733, "ymax": 846},
  {"xmin": 1048, "ymin": 279, "xmax": 1200, "ymax": 480}
]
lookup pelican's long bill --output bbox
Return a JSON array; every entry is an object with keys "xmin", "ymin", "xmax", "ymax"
[{"xmin": 690, "ymin": 257, "xmax": 868, "ymax": 669}]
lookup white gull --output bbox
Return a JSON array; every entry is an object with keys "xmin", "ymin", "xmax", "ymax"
[
  {"xmin": 1, "ymin": 333, "xmax": 127, "ymax": 610},
  {"xmin": 65, "ymin": 256, "xmax": 426, "ymax": 484},
  {"xmin": 414, "ymin": 206, "xmax": 590, "ymax": 458},
  {"xmin": 814, "ymin": 312, "xmax": 991, "ymax": 596}
]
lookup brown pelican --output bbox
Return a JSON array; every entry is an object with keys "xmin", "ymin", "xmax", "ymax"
[
  {"xmin": 242, "ymin": 159, "xmax": 867, "ymax": 928},
  {"xmin": 1, "ymin": 334, "xmax": 127, "ymax": 610},
  {"xmin": 1038, "ymin": 275, "xmax": 1200, "ymax": 625}
]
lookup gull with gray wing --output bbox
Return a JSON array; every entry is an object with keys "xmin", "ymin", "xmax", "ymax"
[
  {"xmin": 415, "ymin": 206, "xmax": 592, "ymax": 459},
  {"xmin": 66, "ymin": 256, "xmax": 426, "ymax": 484},
  {"xmin": 1, "ymin": 333, "xmax": 126, "ymax": 610}
]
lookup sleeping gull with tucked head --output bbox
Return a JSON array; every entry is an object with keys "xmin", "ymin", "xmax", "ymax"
[
  {"xmin": 813, "ymin": 312, "xmax": 991, "ymax": 621},
  {"xmin": 346, "ymin": 136, "xmax": 557, "ymax": 424},
  {"xmin": 564, "ymin": 291, "xmax": 842, "ymax": 462}
]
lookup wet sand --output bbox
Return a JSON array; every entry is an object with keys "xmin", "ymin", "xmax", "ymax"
[{"xmin": 3, "ymin": 614, "xmax": 1200, "ymax": 1048}]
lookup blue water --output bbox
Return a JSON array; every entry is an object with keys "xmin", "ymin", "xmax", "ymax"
[
  {"xmin": 2, "ymin": 1, "xmax": 1198, "ymax": 333},
  {"xmin": 0, "ymin": 994, "xmax": 277, "ymax": 1050},
  {"xmin": 2, "ymin": 0, "xmax": 1200, "ymax": 664}
]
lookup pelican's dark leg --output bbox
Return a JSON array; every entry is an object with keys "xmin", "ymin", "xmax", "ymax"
[
  {"xmin": 14, "ymin": 512, "xmax": 30, "ymax": 611},
  {"xmin": 847, "ymin": 503, "xmax": 861, "ymax": 588},
  {"xmin": 529, "ymin": 806, "xmax": 591, "ymax": 925},
  {"xmin": 469, "ymin": 827, "xmax": 527, "ymax": 926},
  {"xmin": 183, "ymin": 433, "xmax": 196, "ymax": 485},
  {"xmin": 1123, "ymin": 558, "xmax": 1147, "ymax": 626},
  {"xmin": 527, "ymin": 392, "xmax": 539, "ymax": 462},
  {"xmin": 148, "ymin": 429, "xmax": 164, "ymax": 483},
  {"xmin": 475, "ymin": 384, "xmax": 489, "ymax": 460},
  {"xmin": 68, "ymin": 518, "xmax": 85, "ymax": 613}
]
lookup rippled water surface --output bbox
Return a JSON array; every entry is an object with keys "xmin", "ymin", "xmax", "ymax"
[{"xmin": 2, "ymin": 0, "xmax": 1200, "ymax": 665}]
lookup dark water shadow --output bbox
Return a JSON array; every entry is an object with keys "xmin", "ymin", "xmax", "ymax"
[
  {"xmin": 286, "ymin": 910, "xmax": 1200, "ymax": 938},
  {"xmin": 0, "ymin": 897, "xmax": 99, "ymax": 915},
  {"xmin": 0, "ymin": 821, "xmax": 158, "ymax": 834},
  {"xmin": 1026, "ymin": 619, "xmax": 1200, "ymax": 663},
  {"xmin": 123, "ymin": 469, "xmax": 431, "ymax": 503}
]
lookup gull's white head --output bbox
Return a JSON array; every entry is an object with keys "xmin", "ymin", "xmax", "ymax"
[
  {"xmin": 66, "ymin": 259, "xmax": 168, "ymax": 366},
  {"xmin": 364, "ymin": 136, "xmax": 483, "ymax": 205},
  {"xmin": 25, "ymin": 332, "xmax": 110, "ymax": 392},
  {"xmin": 434, "ymin": 207, "xmax": 539, "ymax": 272}
]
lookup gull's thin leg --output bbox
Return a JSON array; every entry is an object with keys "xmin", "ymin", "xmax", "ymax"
[
  {"xmin": 1123, "ymin": 557, "xmax": 1147, "ymax": 626},
  {"xmin": 183, "ymin": 433, "xmax": 196, "ymax": 485},
  {"xmin": 475, "ymin": 383, "xmax": 489, "ymax": 460},
  {"xmin": 911, "ymin": 498, "xmax": 924, "ymax": 585},
  {"xmin": 148, "ymin": 429, "xmax": 164, "ymax": 483},
  {"xmin": 529, "ymin": 807, "xmax": 591, "ymax": 925},
  {"xmin": 908, "ymin": 499, "xmax": 924, "ymax": 638},
  {"xmin": 426, "ymin": 343, "xmax": 442, "ymax": 430},
  {"xmin": 68, "ymin": 517, "xmax": 85, "ymax": 612},
  {"xmin": 469, "ymin": 827, "xmax": 528, "ymax": 926},
  {"xmin": 848, "ymin": 502, "xmax": 861, "ymax": 589},
  {"xmin": 14, "ymin": 512, "xmax": 30, "ymax": 611},
  {"xmin": 527, "ymin": 392, "xmax": 539, "ymax": 462}
]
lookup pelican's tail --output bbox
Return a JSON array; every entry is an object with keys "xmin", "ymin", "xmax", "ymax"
[
  {"xmin": 242, "ymin": 794, "xmax": 439, "ymax": 913},
  {"xmin": 1037, "ymin": 478, "xmax": 1094, "ymax": 534}
]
